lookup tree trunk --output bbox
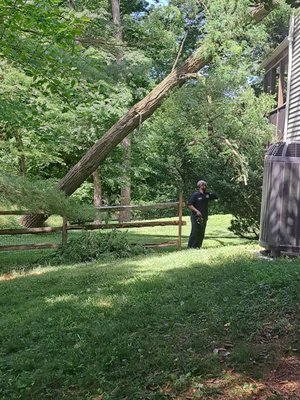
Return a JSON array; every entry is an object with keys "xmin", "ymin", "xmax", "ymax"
[
  {"xmin": 57, "ymin": 49, "xmax": 207, "ymax": 197},
  {"xmin": 57, "ymin": 3, "xmax": 274, "ymax": 197},
  {"xmin": 15, "ymin": 132, "xmax": 26, "ymax": 177},
  {"xmin": 93, "ymin": 167, "xmax": 102, "ymax": 224},
  {"xmin": 119, "ymin": 135, "xmax": 131, "ymax": 222},
  {"xmin": 22, "ymin": 2, "xmax": 277, "ymax": 227},
  {"xmin": 207, "ymin": 94, "xmax": 214, "ymax": 138},
  {"xmin": 111, "ymin": 0, "xmax": 122, "ymax": 42},
  {"xmin": 15, "ymin": 131, "xmax": 28, "ymax": 227},
  {"xmin": 111, "ymin": 0, "xmax": 132, "ymax": 222}
]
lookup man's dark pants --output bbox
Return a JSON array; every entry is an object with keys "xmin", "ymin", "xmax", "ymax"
[{"xmin": 187, "ymin": 216, "xmax": 207, "ymax": 249}]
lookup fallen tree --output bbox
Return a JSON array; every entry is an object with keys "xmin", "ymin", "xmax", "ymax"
[{"xmin": 23, "ymin": 1, "xmax": 279, "ymax": 227}]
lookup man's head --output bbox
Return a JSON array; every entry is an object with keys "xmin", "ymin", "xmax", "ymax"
[{"xmin": 197, "ymin": 180, "xmax": 207, "ymax": 192}]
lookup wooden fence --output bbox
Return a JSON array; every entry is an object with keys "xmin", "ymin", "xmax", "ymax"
[{"xmin": 0, "ymin": 193, "xmax": 185, "ymax": 252}]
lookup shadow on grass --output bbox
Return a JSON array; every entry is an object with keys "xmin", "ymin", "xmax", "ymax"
[
  {"xmin": 1, "ymin": 251, "xmax": 300, "ymax": 399},
  {"xmin": 0, "ymin": 232, "xmax": 251, "ymax": 275},
  {"xmin": 128, "ymin": 232, "xmax": 241, "ymax": 240}
]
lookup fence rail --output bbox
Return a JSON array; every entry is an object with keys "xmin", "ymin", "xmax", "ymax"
[
  {"xmin": 1, "ymin": 243, "xmax": 59, "ymax": 252},
  {"xmin": 0, "ymin": 202, "xmax": 180, "ymax": 216},
  {"xmin": 0, "ymin": 226, "xmax": 62, "ymax": 235},
  {"xmin": 0, "ymin": 194, "xmax": 185, "ymax": 252},
  {"xmin": 0, "ymin": 211, "xmax": 43, "ymax": 216},
  {"xmin": 94, "ymin": 202, "xmax": 179, "ymax": 212},
  {"xmin": 68, "ymin": 220, "xmax": 183, "ymax": 231}
]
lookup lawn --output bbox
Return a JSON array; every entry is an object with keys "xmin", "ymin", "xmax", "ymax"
[
  {"xmin": 0, "ymin": 215, "xmax": 247, "ymax": 274},
  {"xmin": 1, "ymin": 215, "xmax": 300, "ymax": 399}
]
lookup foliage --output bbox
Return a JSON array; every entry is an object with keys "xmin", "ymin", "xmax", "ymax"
[
  {"xmin": 47, "ymin": 230, "xmax": 147, "ymax": 263},
  {"xmin": 0, "ymin": 0, "xmax": 90, "ymax": 88},
  {"xmin": 71, "ymin": 182, "xmax": 94, "ymax": 204},
  {"xmin": 0, "ymin": 61, "xmax": 78, "ymax": 175},
  {"xmin": 262, "ymin": 2, "xmax": 290, "ymax": 47},
  {"xmin": 285, "ymin": 0, "xmax": 300, "ymax": 7},
  {"xmin": 127, "ymin": 0, "xmax": 287, "ymax": 236},
  {"xmin": 0, "ymin": 215, "xmax": 22, "ymax": 230},
  {"xmin": 131, "ymin": 78, "xmax": 275, "ymax": 236},
  {"xmin": 0, "ymin": 0, "xmax": 178, "ymax": 190},
  {"xmin": 0, "ymin": 173, "xmax": 95, "ymax": 222},
  {"xmin": 0, "ymin": 0, "xmax": 293, "ymax": 236},
  {"xmin": 201, "ymin": 89, "xmax": 275, "ymax": 238}
]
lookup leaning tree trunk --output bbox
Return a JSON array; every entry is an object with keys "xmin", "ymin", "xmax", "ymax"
[
  {"xmin": 58, "ymin": 50, "xmax": 206, "ymax": 194},
  {"xmin": 22, "ymin": 2, "xmax": 278, "ymax": 227}
]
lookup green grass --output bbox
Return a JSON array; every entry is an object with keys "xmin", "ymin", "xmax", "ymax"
[
  {"xmin": 1, "ymin": 215, "xmax": 300, "ymax": 399},
  {"xmin": 0, "ymin": 215, "xmax": 248, "ymax": 274}
]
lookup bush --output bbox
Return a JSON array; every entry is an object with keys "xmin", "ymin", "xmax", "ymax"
[
  {"xmin": 229, "ymin": 215, "xmax": 259, "ymax": 239},
  {"xmin": 46, "ymin": 230, "xmax": 147, "ymax": 264},
  {"xmin": 0, "ymin": 215, "xmax": 23, "ymax": 229}
]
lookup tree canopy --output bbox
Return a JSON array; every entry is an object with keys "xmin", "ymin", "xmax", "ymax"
[{"xmin": 0, "ymin": 0, "xmax": 293, "ymax": 236}]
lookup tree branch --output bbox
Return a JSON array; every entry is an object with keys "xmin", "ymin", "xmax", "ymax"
[
  {"xmin": 171, "ymin": 31, "xmax": 188, "ymax": 73},
  {"xmin": 23, "ymin": 1, "xmax": 280, "ymax": 226}
]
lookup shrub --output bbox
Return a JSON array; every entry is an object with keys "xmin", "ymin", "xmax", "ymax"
[
  {"xmin": 229, "ymin": 215, "xmax": 259, "ymax": 239},
  {"xmin": 0, "ymin": 215, "xmax": 23, "ymax": 229},
  {"xmin": 47, "ymin": 230, "xmax": 147, "ymax": 264}
]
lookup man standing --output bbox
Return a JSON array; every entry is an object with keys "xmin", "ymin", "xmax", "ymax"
[{"xmin": 187, "ymin": 180, "xmax": 218, "ymax": 249}]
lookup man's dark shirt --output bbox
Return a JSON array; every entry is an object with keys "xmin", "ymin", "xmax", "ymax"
[{"xmin": 187, "ymin": 191, "xmax": 218, "ymax": 220}]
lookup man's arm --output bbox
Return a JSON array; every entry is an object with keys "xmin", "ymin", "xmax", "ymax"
[
  {"xmin": 208, "ymin": 192, "xmax": 218, "ymax": 200},
  {"xmin": 187, "ymin": 204, "xmax": 202, "ymax": 216}
]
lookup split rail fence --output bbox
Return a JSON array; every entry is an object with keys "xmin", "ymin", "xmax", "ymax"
[{"xmin": 0, "ymin": 193, "xmax": 185, "ymax": 252}]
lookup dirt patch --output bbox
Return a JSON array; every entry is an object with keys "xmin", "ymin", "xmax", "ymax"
[
  {"xmin": 0, "ymin": 270, "xmax": 44, "ymax": 281},
  {"xmin": 259, "ymin": 356, "xmax": 300, "ymax": 399},
  {"xmin": 174, "ymin": 356, "xmax": 300, "ymax": 399},
  {"xmin": 0, "ymin": 273, "xmax": 14, "ymax": 281}
]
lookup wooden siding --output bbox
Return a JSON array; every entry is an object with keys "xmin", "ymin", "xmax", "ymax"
[
  {"xmin": 263, "ymin": 38, "xmax": 288, "ymax": 139},
  {"xmin": 287, "ymin": 16, "xmax": 300, "ymax": 140},
  {"xmin": 269, "ymin": 105, "xmax": 286, "ymax": 139}
]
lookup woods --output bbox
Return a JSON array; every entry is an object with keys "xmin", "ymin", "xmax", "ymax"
[
  {"xmin": 57, "ymin": 1, "xmax": 272, "ymax": 195},
  {"xmin": 0, "ymin": 0, "xmax": 292, "ymax": 234}
]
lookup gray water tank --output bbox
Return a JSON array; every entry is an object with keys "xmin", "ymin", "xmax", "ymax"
[{"xmin": 260, "ymin": 141, "xmax": 300, "ymax": 255}]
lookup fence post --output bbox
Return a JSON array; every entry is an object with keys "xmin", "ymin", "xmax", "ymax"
[
  {"xmin": 62, "ymin": 215, "xmax": 68, "ymax": 245},
  {"xmin": 177, "ymin": 192, "xmax": 183, "ymax": 250}
]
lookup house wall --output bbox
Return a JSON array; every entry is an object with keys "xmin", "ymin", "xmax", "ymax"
[{"xmin": 286, "ymin": 16, "xmax": 300, "ymax": 140}]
